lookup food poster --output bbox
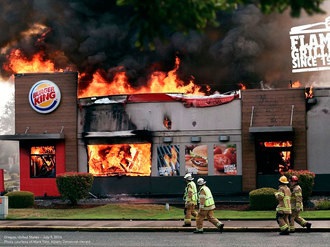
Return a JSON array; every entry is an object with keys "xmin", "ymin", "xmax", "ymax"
[
  {"xmin": 213, "ymin": 144, "xmax": 237, "ymax": 175},
  {"xmin": 157, "ymin": 145, "xmax": 180, "ymax": 176},
  {"xmin": 185, "ymin": 144, "xmax": 208, "ymax": 175}
]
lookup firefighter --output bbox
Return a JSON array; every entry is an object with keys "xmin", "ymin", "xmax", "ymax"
[
  {"xmin": 289, "ymin": 175, "xmax": 312, "ymax": 232},
  {"xmin": 193, "ymin": 178, "xmax": 224, "ymax": 234},
  {"xmin": 275, "ymin": 175, "xmax": 292, "ymax": 235},
  {"xmin": 182, "ymin": 173, "xmax": 198, "ymax": 227}
]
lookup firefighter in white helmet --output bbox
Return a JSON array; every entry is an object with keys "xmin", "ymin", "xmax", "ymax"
[
  {"xmin": 193, "ymin": 178, "xmax": 224, "ymax": 234},
  {"xmin": 289, "ymin": 175, "xmax": 312, "ymax": 232},
  {"xmin": 275, "ymin": 175, "xmax": 292, "ymax": 235},
  {"xmin": 182, "ymin": 173, "xmax": 198, "ymax": 227}
]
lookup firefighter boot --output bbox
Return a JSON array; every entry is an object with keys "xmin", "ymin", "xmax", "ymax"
[
  {"xmin": 193, "ymin": 229, "xmax": 203, "ymax": 234},
  {"xmin": 305, "ymin": 222, "xmax": 312, "ymax": 232},
  {"xmin": 279, "ymin": 228, "xmax": 290, "ymax": 235},
  {"xmin": 217, "ymin": 223, "xmax": 224, "ymax": 233}
]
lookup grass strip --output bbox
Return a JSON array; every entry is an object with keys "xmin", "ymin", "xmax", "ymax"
[{"xmin": 6, "ymin": 204, "xmax": 330, "ymax": 220}]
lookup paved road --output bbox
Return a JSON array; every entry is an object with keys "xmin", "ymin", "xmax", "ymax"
[{"xmin": 0, "ymin": 231, "xmax": 329, "ymax": 247}]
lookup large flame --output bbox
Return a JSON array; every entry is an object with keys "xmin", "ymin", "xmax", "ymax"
[
  {"xmin": 4, "ymin": 49, "xmax": 207, "ymax": 98},
  {"xmin": 87, "ymin": 143, "xmax": 151, "ymax": 176},
  {"xmin": 3, "ymin": 49, "xmax": 61, "ymax": 73},
  {"xmin": 79, "ymin": 57, "xmax": 205, "ymax": 98}
]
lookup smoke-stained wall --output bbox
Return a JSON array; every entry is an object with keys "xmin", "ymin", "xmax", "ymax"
[
  {"xmin": 78, "ymin": 95, "xmax": 242, "ymax": 196},
  {"xmin": 307, "ymin": 88, "xmax": 330, "ymax": 192}
]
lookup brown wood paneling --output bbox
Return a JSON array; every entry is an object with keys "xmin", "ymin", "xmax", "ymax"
[{"xmin": 14, "ymin": 72, "xmax": 78, "ymax": 171}]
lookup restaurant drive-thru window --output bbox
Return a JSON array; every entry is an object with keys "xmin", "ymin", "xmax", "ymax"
[{"xmin": 30, "ymin": 146, "xmax": 56, "ymax": 178}]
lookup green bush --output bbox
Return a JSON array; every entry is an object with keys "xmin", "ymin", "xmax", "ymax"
[
  {"xmin": 249, "ymin": 187, "xmax": 277, "ymax": 210},
  {"xmin": 56, "ymin": 172, "xmax": 94, "ymax": 205},
  {"xmin": 315, "ymin": 200, "xmax": 330, "ymax": 210},
  {"xmin": 5, "ymin": 191, "xmax": 35, "ymax": 208},
  {"xmin": 284, "ymin": 170, "xmax": 315, "ymax": 202}
]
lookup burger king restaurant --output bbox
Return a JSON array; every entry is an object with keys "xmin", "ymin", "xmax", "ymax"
[{"xmin": 0, "ymin": 72, "xmax": 329, "ymax": 197}]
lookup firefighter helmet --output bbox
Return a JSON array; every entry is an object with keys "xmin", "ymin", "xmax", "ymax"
[
  {"xmin": 279, "ymin": 175, "xmax": 289, "ymax": 184},
  {"xmin": 197, "ymin": 178, "xmax": 206, "ymax": 186},
  {"xmin": 290, "ymin": 175, "xmax": 299, "ymax": 182},
  {"xmin": 184, "ymin": 173, "xmax": 194, "ymax": 181}
]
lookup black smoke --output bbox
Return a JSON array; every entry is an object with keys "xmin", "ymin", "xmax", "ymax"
[{"xmin": 0, "ymin": 0, "xmax": 329, "ymax": 95}]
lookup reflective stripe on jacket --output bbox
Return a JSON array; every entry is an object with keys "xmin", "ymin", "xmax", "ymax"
[
  {"xmin": 184, "ymin": 181, "xmax": 198, "ymax": 204},
  {"xmin": 291, "ymin": 184, "xmax": 303, "ymax": 211},
  {"xmin": 275, "ymin": 185, "xmax": 292, "ymax": 214},
  {"xmin": 199, "ymin": 185, "xmax": 215, "ymax": 208}
]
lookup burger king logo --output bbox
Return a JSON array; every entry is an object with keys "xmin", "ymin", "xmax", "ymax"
[{"xmin": 29, "ymin": 80, "xmax": 61, "ymax": 114}]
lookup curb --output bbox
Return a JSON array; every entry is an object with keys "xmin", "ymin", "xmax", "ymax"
[{"xmin": 0, "ymin": 226, "xmax": 328, "ymax": 232}]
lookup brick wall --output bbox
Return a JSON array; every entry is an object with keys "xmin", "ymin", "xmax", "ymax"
[
  {"xmin": 15, "ymin": 72, "xmax": 78, "ymax": 171},
  {"xmin": 241, "ymin": 88, "xmax": 307, "ymax": 191}
]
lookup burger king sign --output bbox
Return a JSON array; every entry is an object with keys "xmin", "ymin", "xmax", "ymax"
[{"xmin": 29, "ymin": 80, "xmax": 61, "ymax": 114}]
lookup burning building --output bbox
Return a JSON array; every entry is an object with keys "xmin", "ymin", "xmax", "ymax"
[
  {"xmin": 78, "ymin": 91, "xmax": 241, "ymax": 196},
  {"xmin": 0, "ymin": 71, "xmax": 329, "ymax": 197}
]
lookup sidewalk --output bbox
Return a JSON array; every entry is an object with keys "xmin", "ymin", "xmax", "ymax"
[{"xmin": 0, "ymin": 219, "xmax": 329, "ymax": 232}]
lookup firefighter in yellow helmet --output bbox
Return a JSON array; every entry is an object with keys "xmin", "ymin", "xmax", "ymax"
[
  {"xmin": 275, "ymin": 175, "xmax": 292, "ymax": 235},
  {"xmin": 193, "ymin": 178, "xmax": 224, "ymax": 234},
  {"xmin": 289, "ymin": 175, "xmax": 312, "ymax": 232},
  {"xmin": 182, "ymin": 173, "xmax": 198, "ymax": 227}
]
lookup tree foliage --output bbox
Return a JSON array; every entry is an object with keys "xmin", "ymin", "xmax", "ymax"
[{"xmin": 117, "ymin": 0, "xmax": 325, "ymax": 49}]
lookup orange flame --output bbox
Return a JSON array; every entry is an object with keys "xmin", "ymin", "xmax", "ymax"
[
  {"xmin": 5, "ymin": 49, "xmax": 207, "ymax": 98},
  {"xmin": 87, "ymin": 144, "xmax": 151, "ymax": 176},
  {"xmin": 291, "ymin": 80, "xmax": 302, "ymax": 88},
  {"xmin": 79, "ymin": 56, "xmax": 205, "ymax": 98},
  {"xmin": 305, "ymin": 86, "xmax": 313, "ymax": 99},
  {"xmin": 264, "ymin": 141, "xmax": 292, "ymax": 147},
  {"xmin": 3, "ymin": 49, "xmax": 61, "ymax": 73},
  {"xmin": 238, "ymin": 83, "xmax": 246, "ymax": 90}
]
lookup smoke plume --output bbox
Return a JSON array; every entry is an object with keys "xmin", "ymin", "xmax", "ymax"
[{"xmin": 0, "ymin": 0, "xmax": 329, "ymax": 94}]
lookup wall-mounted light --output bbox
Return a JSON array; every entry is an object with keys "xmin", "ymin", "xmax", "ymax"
[
  {"xmin": 191, "ymin": 136, "xmax": 201, "ymax": 143},
  {"xmin": 163, "ymin": 137, "xmax": 173, "ymax": 143},
  {"xmin": 219, "ymin": 135, "xmax": 230, "ymax": 142}
]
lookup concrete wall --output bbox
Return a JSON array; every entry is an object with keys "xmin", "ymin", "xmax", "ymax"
[{"xmin": 307, "ymin": 88, "xmax": 330, "ymax": 193}]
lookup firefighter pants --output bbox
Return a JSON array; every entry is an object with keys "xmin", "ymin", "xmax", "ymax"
[
  {"xmin": 276, "ymin": 212, "xmax": 290, "ymax": 232},
  {"xmin": 289, "ymin": 210, "xmax": 307, "ymax": 231},
  {"xmin": 196, "ymin": 209, "xmax": 222, "ymax": 230},
  {"xmin": 184, "ymin": 203, "xmax": 198, "ymax": 225}
]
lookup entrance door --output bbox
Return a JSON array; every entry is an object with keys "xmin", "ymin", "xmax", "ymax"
[{"xmin": 255, "ymin": 133, "xmax": 293, "ymax": 188}]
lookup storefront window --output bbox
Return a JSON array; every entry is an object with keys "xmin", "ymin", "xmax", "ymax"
[
  {"xmin": 87, "ymin": 143, "xmax": 151, "ymax": 176},
  {"xmin": 30, "ymin": 146, "xmax": 56, "ymax": 178}
]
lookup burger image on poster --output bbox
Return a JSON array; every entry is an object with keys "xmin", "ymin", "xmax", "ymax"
[{"xmin": 185, "ymin": 145, "xmax": 208, "ymax": 175}]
